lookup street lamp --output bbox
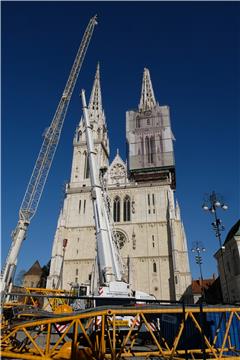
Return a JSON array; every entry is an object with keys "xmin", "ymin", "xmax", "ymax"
[
  {"xmin": 202, "ymin": 191, "xmax": 230, "ymax": 303},
  {"xmin": 191, "ymin": 242, "xmax": 206, "ymax": 301}
]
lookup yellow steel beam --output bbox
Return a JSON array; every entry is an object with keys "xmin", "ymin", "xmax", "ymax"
[
  {"xmin": 141, "ymin": 312, "xmax": 165, "ymax": 356},
  {"xmin": 235, "ymin": 311, "xmax": 240, "ymax": 321},
  {"xmin": 22, "ymin": 328, "xmax": 45, "ymax": 357},
  {"xmin": 50, "ymin": 320, "xmax": 74, "ymax": 355},
  {"xmin": 116, "ymin": 313, "xmax": 139, "ymax": 359},
  {"xmin": 188, "ymin": 311, "xmax": 218, "ymax": 358},
  {"xmin": 219, "ymin": 311, "xmax": 234, "ymax": 358},
  {"xmin": 171, "ymin": 311, "xmax": 189, "ymax": 357},
  {"xmin": 112, "ymin": 313, "xmax": 116, "ymax": 360},
  {"xmin": 1, "ymin": 305, "xmax": 239, "ymax": 360},
  {"xmin": 212, "ymin": 311, "xmax": 224, "ymax": 347},
  {"xmin": 77, "ymin": 318, "xmax": 92, "ymax": 348},
  {"xmin": 45, "ymin": 323, "xmax": 51, "ymax": 357}
]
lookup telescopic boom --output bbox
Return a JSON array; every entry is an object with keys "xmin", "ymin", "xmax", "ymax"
[{"xmin": 1, "ymin": 16, "xmax": 97, "ymax": 299}]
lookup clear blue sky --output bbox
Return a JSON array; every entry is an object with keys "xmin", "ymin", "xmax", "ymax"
[{"xmin": 2, "ymin": 2, "xmax": 239, "ymax": 281}]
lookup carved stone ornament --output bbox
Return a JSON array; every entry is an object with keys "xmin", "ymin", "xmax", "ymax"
[
  {"xmin": 114, "ymin": 230, "xmax": 127, "ymax": 249},
  {"xmin": 110, "ymin": 163, "xmax": 126, "ymax": 180},
  {"xmin": 144, "ymin": 110, "xmax": 152, "ymax": 116}
]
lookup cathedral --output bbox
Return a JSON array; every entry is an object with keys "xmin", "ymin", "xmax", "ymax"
[{"xmin": 47, "ymin": 65, "xmax": 192, "ymax": 300}]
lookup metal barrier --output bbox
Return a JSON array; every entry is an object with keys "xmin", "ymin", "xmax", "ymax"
[{"xmin": 1, "ymin": 304, "xmax": 239, "ymax": 359}]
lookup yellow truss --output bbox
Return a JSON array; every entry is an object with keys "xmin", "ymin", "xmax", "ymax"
[
  {"xmin": 21, "ymin": 287, "xmax": 72, "ymax": 311},
  {"xmin": 1, "ymin": 306, "xmax": 239, "ymax": 359},
  {"xmin": 3, "ymin": 287, "xmax": 72, "ymax": 313}
]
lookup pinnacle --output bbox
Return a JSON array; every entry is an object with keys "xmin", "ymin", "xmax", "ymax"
[{"xmin": 139, "ymin": 68, "xmax": 156, "ymax": 112}]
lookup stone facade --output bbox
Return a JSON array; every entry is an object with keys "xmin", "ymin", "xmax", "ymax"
[
  {"xmin": 23, "ymin": 260, "xmax": 43, "ymax": 288},
  {"xmin": 47, "ymin": 66, "xmax": 192, "ymax": 301},
  {"xmin": 214, "ymin": 220, "xmax": 240, "ymax": 303}
]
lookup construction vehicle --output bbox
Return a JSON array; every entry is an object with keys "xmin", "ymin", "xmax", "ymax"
[
  {"xmin": 0, "ymin": 15, "xmax": 98, "ymax": 302},
  {"xmin": 80, "ymin": 89, "xmax": 155, "ymax": 303}
]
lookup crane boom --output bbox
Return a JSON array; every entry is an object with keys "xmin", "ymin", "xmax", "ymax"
[
  {"xmin": 81, "ymin": 90, "xmax": 130, "ymax": 297},
  {"xmin": 1, "ymin": 16, "xmax": 97, "ymax": 299},
  {"xmin": 81, "ymin": 90, "xmax": 155, "ymax": 301},
  {"xmin": 20, "ymin": 15, "xmax": 97, "ymax": 223}
]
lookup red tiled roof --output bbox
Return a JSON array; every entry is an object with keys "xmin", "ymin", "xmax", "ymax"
[{"xmin": 191, "ymin": 278, "xmax": 215, "ymax": 294}]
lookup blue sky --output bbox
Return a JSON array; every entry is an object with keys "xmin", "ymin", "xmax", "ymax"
[{"xmin": 2, "ymin": 2, "xmax": 239, "ymax": 281}]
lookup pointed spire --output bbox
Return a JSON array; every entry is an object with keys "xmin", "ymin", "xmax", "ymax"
[
  {"xmin": 88, "ymin": 62, "xmax": 103, "ymax": 119},
  {"xmin": 139, "ymin": 68, "xmax": 156, "ymax": 112}
]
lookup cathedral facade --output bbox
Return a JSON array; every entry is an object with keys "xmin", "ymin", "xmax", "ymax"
[{"xmin": 47, "ymin": 65, "xmax": 191, "ymax": 300}]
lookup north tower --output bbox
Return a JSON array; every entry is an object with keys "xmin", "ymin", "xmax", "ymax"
[{"xmin": 127, "ymin": 68, "xmax": 175, "ymax": 187}]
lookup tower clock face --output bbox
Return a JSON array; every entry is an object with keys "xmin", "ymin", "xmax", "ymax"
[{"xmin": 114, "ymin": 230, "xmax": 127, "ymax": 249}]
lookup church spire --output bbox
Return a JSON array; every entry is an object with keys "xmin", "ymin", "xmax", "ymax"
[
  {"xmin": 139, "ymin": 68, "xmax": 156, "ymax": 112},
  {"xmin": 88, "ymin": 62, "xmax": 103, "ymax": 120}
]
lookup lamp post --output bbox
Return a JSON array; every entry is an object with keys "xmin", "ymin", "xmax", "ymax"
[
  {"xmin": 191, "ymin": 242, "xmax": 206, "ymax": 301},
  {"xmin": 202, "ymin": 191, "xmax": 230, "ymax": 303}
]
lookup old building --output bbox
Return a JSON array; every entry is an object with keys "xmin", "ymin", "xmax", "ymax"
[
  {"xmin": 214, "ymin": 219, "xmax": 240, "ymax": 303},
  {"xmin": 47, "ymin": 65, "xmax": 192, "ymax": 300},
  {"xmin": 23, "ymin": 260, "xmax": 43, "ymax": 288},
  {"xmin": 191, "ymin": 276, "xmax": 222, "ymax": 304}
]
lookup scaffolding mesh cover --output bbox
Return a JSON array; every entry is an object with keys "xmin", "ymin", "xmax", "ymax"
[{"xmin": 126, "ymin": 105, "xmax": 175, "ymax": 172}]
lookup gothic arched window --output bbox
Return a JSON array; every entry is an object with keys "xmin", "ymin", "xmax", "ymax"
[
  {"xmin": 114, "ymin": 230, "xmax": 127, "ymax": 249},
  {"xmin": 150, "ymin": 136, "xmax": 155, "ymax": 164},
  {"xmin": 77, "ymin": 130, "xmax": 82, "ymax": 142},
  {"xmin": 123, "ymin": 195, "xmax": 131, "ymax": 221},
  {"xmin": 141, "ymin": 137, "xmax": 144, "ymax": 155},
  {"xmin": 159, "ymin": 133, "xmax": 164, "ymax": 160},
  {"xmin": 84, "ymin": 152, "xmax": 89, "ymax": 179},
  {"xmin": 113, "ymin": 196, "xmax": 121, "ymax": 222},
  {"xmin": 145, "ymin": 136, "xmax": 151, "ymax": 163},
  {"xmin": 136, "ymin": 116, "xmax": 140, "ymax": 128},
  {"xmin": 153, "ymin": 262, "xmax": 157, "ymax": 273}
]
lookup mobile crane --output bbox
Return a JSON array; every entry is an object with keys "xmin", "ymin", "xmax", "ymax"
[
  {"xmin": 0, "ymin": 16, "xmax": 97, "ymax": 301},
  {"xmin": 81, "ymin": 90, "xmax": 154, "ymax": 302}
]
